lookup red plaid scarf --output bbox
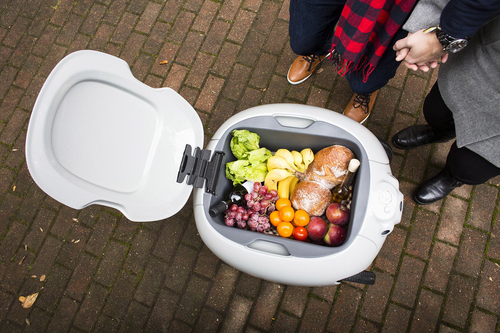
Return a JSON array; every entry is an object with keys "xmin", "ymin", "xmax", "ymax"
[{"xmin": 330, "ymin": 0, "xmax": 417, "ymax": 82}]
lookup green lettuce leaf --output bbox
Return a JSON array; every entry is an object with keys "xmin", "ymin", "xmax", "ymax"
[
  {"xmin": 230, "ymin": 129, "xmax": 261, "ymax": 159},
  {"xmin": 247, "ymin": 147, "xmax": 272, "ymax": 165}
]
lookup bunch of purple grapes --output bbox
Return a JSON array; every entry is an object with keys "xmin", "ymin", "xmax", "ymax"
[
  {"xmin": 224, "ymin": 183, "xmax": 279, "ymax": 233},
  {"xmin": 244, "ymin": 182, "xmax": 279, "ymax": 215}
]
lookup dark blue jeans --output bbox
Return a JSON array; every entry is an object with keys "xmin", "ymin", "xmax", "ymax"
[{"xmin": 289, "ymin": 0, "xmax": 408, "ymax": 95}]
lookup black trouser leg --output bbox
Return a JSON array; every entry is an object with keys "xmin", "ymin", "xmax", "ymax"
[
  {"xmin": 424, "ymin": 82, "xmax": 500, "ymax": 185},
  {"xmin": 445, "ymin": 143, "xmax": 500, "ymax": 185}
]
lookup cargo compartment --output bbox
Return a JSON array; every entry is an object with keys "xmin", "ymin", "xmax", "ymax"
[{"xmin": 201, "ymin": 115, "xmax": 370, "ymax": 258}]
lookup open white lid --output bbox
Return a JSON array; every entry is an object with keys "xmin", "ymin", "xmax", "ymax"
[{"xmin": 25, "ymin": 50, "xmax": 204, "ymax": 222}]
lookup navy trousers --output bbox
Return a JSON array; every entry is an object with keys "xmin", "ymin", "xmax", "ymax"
[{"xmin": 289, "ymin": 0, "xmax": 408, "ymax": 95}]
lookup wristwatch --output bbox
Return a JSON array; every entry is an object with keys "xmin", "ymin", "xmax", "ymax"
[{"xmin": 423, "ymin": 26, "xmax": 469, "ymax": 53}]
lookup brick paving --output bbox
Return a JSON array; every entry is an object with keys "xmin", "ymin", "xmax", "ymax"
[{"xmin": 1, "ymin": 0, "xmax": 500, "ymax": 332}]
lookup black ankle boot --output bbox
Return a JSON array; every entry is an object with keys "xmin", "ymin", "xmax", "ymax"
[
  {"xmin": 413, "ymin": 169, "xmax": 463, "ymax": 205},
  {"xmin": 392, "ymin": 125, "xmax": 455, "ymax": 149}
]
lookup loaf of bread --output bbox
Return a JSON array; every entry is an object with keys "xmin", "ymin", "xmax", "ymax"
[
  {"xmin": 290, "ymin": 180, "xmax": 331, "ymax": 216},
  {"xmin": 303, "ymin": 145, "xmax": 355, "ymax": 190}
]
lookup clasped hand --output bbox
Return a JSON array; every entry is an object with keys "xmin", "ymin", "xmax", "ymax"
[{"xmin": 393, "ymin": 30, "xmax": 449, "ymax": 72}]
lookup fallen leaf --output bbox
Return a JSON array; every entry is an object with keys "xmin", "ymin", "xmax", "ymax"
[
  {"xmin": 31, "ymin": 275, "xmax": 37, "ymax": 278},
  {"xmin": 26, "ymin": 318, "xmax": 30, "ymax": 326},
  {"xmin": 160, "ymin": 60, "xmax": 168, "ymax": 65},
  {"xmin": 19, "ymin": 256, "xmax": 26, "ymax": 265},
  {"xmin": 316, "ymin": 68, "xmax": 324, "ymax": 74},
  {"xmin": 40, "ymin": 275, "xmax": 46, "ymax": 282},
  {"xmin": 19, "ymin": 293, "xmax": 39, "ymax": 308},
  {"xmin": 19, "ymin": 296, "xmax": 26, "ymax": 302}
]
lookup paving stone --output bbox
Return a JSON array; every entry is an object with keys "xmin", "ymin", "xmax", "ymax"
[
  {"xmin": 85, "ymin": 212, "xmax": 118, "ymax": 257},
  {"xmin": 382, "ymin": 303, "xmax": 411, "ymax": 333},
  {"xmin": 73, "ymin": 283, "xmax": 109, "ymax": 331},
  {"xmin": 36, "ymin": 263, "xmax": 72, "ymax": 313},
  {"xmin": 117, "ymin": 300, "xmax": 150, "ymax": 333},
  {"xmin": 271, "ymin": 311, "xmax": 300, "ymax": 332},
  {"xmin": 487, "ymin": 213, "xmax": 500, "ymax": 261},
  {"xmin": 327, "ymin": 284, "xmax": 362, "ymax": 332},
  {"xmin": 469, "ymin": 308, "xmax": 498, "ymax": 333},
  {"xmin": 454, "ymin": 227, "xmax": 488, "ymax": 278},
  {"xmin": 95, "ymin": 240, "xmax": 129, "ymax": 287},
  {"xmin": 424, "ymin": 240, "xmax": 457, "ymax": 293},
  {"xmin": 437, "ymin": 196, "xmax": 468, "ymax": 245},
  {"xmin": 236, "ymin": 272, "xmax": 262, "ymax": 299},
  {"xmin": 410, "ymin": 289, "xmax": 443, "ymax": 332},
  {"xmin": 175, "ymin": 274, "xmax": 211, "ymax": 325},
  {"xmin": 145, "ymin": 288, "xmax": 180, "ymax": 332},
  {"xmin": 65, "ymin": 253, "xmax": 99, "ymax": 301},
  {"xmin": 102, "ymin": 270, "xmax": 138, "ymax": 320},
  {"xmin": 298, "ymin": 296, "xmax": 331, "ymax": 332},
  {"xmin": 206, "ymin": 263, "xmax": 240, "ymax": 312},
  {"xmin": 391, "ymin": 255, "xmax": 425, "ymax": 307},
  {"xmin": 476, "ymin": 259, "xmax": 500, "ymax": 313},
  {"xmin": 124, "ymin": 227, "xmax": 158, "ymax": 274},
  {"xmin": 406, "ymin": 209, "xmax": 438, "ymax": 259},
  {"xmin": 442, "ymin": 274, "xmax": 476, "ymax": 328},
  {"xmin": 57, "ymin": 224, "xmax": 92, "ymax": 269},
  {"xmin": 0, "ymin": 220, "xmax": 28, "ymax": 262},
  {"xmin": 249, "ymin": 281, "xmax": 284, "ymax": 330},
  {"xmin": 221, "ymin": 294, "xmax": 253, "ymax": 332},
  {"xmin": 360, "ymin": 272, "xmax": 393, "ymax": 323},
  {"xmin": 468, "ymin": 184, "xmax": 498, "ymax": 231},
  {"xmin": 374, "ymin": 226, "xmax": 406, "ymax": 275},
  {"xmin": 134, "ymin": 255, "xmax": 167, "ymax": 306},
  {"xmin": 228, "ymin": 10, "xmax": 256, "ymax": 44},
  {"xmin": 193, "ymin": 307, "xmax": 223, "ymax": 332},
  {"xmin": 280, "ymin": 285, "xmax": 309, "ymax": 318}
]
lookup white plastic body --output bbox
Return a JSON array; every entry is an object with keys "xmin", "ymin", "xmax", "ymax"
[{"xmin": 194, "ymin": 104, "xmax": 403, "ymax": 286}]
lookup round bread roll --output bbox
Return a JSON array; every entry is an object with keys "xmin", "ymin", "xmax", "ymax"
[
  {"xmin": 290, "ymin": 180, "xmax": 331, "ymax": 217},
  {"xmin": 304, "ymin": 145, "xmax": 355, "ymax": 190}
]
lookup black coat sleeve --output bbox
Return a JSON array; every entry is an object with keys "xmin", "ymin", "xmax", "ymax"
[{"xmin": 440, "ymin": 0, "xmax": 500, "ymax": 38}]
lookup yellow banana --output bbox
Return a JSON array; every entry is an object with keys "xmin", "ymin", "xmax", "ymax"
[
  {"xmin": 275, "ymin": 149, "xmax": 300, "ymax": 172},
  {"xmin": 264, "ymin": 168, "xmax": 295, "ymax": 192},
  {"xmin": 267, "ymin": 155, "xmax": 295, "ymax": 172},
  {"xmin": 300, "ymin": 148, "xmax": 314, "ymax": 170},
  {"xmin": 291, "ymin": 150, "xmax": 305, "ymax": 172},
  {"xmin": 289, "ymin": 176, "xmax": 300, "ymax": 195},
  {"xmin": 278, "ymin": 176, "xmax": 295, "ymax": 199}
]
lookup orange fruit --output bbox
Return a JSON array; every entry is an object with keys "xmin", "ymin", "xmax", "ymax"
[
  {"xmin": 269, "ymin": 211, "xmax": 282, "ymax": 227},
  {"xmin": 293, "ymin": 209, "xmax": 310, "ymax": 227},
  {"xmin": 279, "ymin": 206, "xmax": 295, "ymax": 222},
  {"xmin": 275, "ymin": 198, "xmax": 291, "ymax": 211},
  {"xmin": 277, "ymin": 221, "xmax": 294, "ymax": 238}
]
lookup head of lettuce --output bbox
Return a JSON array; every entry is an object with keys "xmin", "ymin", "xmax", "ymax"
[{"xmin": 226, "ymin": 130, "xmax": 271, "ymax": 185}]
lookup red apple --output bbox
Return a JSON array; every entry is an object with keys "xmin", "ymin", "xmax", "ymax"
[
  {"xmin": 306, "ymin": 216, "xmax": 329, "ymax": 241},
  {"xmin": 326, "ymin": 203, "xmax": 350, "ymax": 226},
  {"xmin": 323, "ymin": 224, "xmax": 347, "ymax": 246}
]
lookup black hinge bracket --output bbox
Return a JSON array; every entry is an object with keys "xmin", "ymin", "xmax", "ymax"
[{"xmin": 177, "ymin": 144, "xmax": 225, "ymax": 195}]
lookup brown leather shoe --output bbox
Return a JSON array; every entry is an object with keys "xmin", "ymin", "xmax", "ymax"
[
  {"xmin": 343, "ymin": 90, "xmax": 379, "ymax": 124},
  {"xmin": 287, "ymin": 54, "xmax": 328, "ymax": 85}
]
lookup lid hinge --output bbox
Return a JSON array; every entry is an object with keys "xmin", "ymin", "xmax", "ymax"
[{"xmin": 177, "ymin": 144, "xmax": 225, "ymax": 195}]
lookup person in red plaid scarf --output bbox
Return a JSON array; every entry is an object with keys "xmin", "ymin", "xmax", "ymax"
[{"xmin": 288, "ymin": 0, "xmax": 417, "ymax": 124}]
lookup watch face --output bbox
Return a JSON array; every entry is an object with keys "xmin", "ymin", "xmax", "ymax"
[{"xmin": 447, "ymin": 39, "xmax": 468, "ymax": 53}]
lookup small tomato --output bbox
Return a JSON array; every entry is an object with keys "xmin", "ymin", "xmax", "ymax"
[{"xmin": 293, "ymin": 226, "xmax": 308, "ymax": 241}]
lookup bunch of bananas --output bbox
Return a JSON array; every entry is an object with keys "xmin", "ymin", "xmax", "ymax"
[{"xmin": 264, "ymin": 148, "xmax": 314, "ymax": 198}]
